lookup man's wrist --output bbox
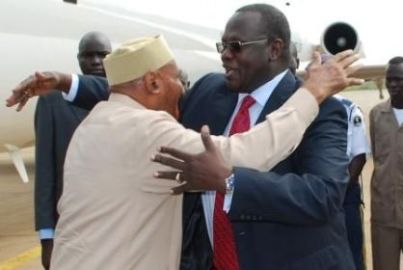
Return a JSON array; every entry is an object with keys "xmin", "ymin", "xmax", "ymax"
[
  {"xmin": 301, "ymin": 85, "xmax": 325, "ymax": 105},
  {"xmin": 217, "ymin": 167, "xmax": 233, "ymax": 193},
  {"xmin": 41, "ymin": 239, "xmax": 53, "ymax": 244},
  {"xmin": 223, "ymin": 174, "xmax": 235, "ymax": 213},
  {"xmin": 225, "ymin": 174, "xmax": 235, "ymax": 195},
  {"xmin": 57, "ymin": 72, "xmax": 73, "ymax": 93}
]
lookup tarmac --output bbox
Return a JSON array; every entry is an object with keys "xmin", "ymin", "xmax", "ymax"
[
  {"xmin": 0, "ymin": 149, "xmax": 39, "ymax": 270},
  {"xmin": 0, "ymin": 89, "xmax": 400, "ymax": 270}
]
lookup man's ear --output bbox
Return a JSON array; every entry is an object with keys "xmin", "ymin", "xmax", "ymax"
[
  {"xmin": 143, "ymin": 71, "xmax": 163, "ymax": 94},
  {"xmin": 267, "ymin": 38, "xmax": 285, "ymax": 61}
]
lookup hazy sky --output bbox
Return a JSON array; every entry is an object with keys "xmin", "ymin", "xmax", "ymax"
[{"xmin": 84, "ymin": 0, "xmax": 402, "ymax": 63}]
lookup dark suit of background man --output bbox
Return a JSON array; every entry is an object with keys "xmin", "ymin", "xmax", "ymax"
[
  {"xmin": 173, "ymin": 4, "xmax": 355, "ymax": 269},
  {"xmin": 33, "ymin": 5, "xmax": 356, "ymax": 269},
  {"xmin": 34, "ymin": 31, "xmax": 111, "ymax": 270}
]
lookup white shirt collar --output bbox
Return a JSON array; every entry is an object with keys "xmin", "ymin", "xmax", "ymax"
[
  {"xmin": 223, "ymin": 70, "xmax": 289, "ymax": 137},
  {"xmin": 237, "ymin": 69, "xmax": 288, "ymax": 107}
]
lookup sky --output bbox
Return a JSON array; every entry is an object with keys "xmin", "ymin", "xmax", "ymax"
[{"xmin": 84, "ymin": 0, "xmax": 402, "ymax": 64}]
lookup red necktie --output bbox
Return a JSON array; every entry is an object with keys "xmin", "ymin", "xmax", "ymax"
[{"xmin": 213, "ymin": 95, "xmax": 255, "ymax": 270}]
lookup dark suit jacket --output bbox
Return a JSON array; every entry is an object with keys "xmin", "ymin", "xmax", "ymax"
[
  {"xmin": 71, "ymin": 72, "xmax": 355, "ymax": 269},
  {"xmin": 180, "ymin": 71, "xmax": 355, "ymax": 270},
  {"xmin": 73, "ymin": 75, "xmax": 109, "ymax": 110},
  {"xmin": 34, "ymin": 91, "xmax": 89, "ymax": 230}
]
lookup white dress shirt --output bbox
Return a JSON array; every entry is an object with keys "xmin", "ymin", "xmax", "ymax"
[
  {"xmin": 202, "ymin": 70, "xmax": 288, "ymax": 246},
  {"xmin": 393, "ymin": 107, "xmax": 403, "ymax": 125}
]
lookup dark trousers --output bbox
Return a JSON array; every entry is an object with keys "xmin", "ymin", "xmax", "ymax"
[{"xmin": 344, "ymin": 184, "xmax": 364, "ymax": 270}]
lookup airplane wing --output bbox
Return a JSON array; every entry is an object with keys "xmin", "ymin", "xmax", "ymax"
[{"xmin": 297, "ymin": 64, "xmax": 385, "ymax": 82}]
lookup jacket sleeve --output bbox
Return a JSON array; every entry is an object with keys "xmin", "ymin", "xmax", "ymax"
[
  {"xmin": 227, "ymin": 99, "xmax": 350, "ymax": 226},
  {"xmin": 159, "ymin": 88, "xmax": 319, "ymax": 173},
  {"xmin": 72, "ymin": 75, "xmax": 109, "ymax": 110},
  {"xmin": 34, "ymin": 96, "xmax": 57, "ymax": 230}
]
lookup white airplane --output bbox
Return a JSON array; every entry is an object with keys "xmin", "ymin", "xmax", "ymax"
[{"xmin": 0, "ymin": 0, "xmax": 393, "ymax": 182}]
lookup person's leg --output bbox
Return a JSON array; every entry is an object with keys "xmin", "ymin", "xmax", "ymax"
[
  {"xmin": 344, "ymin": 203, "xmax": 364, "ymax": 270},
  {"xmin": 344, "ymin": 184, "xmax": 365, "ymax": 270},
  {"xmin": 371, "ymin": 224, "xmax": 400, "ymax": 270}
]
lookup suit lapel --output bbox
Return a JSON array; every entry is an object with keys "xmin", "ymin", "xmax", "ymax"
[
  {"xmin": 256, "ymin": 71, "xmax": 299, "ymax": 124},
  {"xmin": 209, "ymin": 86, "xmax": 238, "ymax": 135}
]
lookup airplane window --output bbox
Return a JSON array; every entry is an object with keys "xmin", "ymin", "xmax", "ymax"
[{"xmin": 63, "ymin": 0, "xmax": 77, "ymax": 4}]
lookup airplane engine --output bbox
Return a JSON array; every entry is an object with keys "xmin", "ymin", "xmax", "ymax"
[
  {"xmin": 295, "ymin": 21, "xmax": 364, "ymax": 62},
  {"xmin": 321, "ymin": 22, "xmax": 362, "ymax": 55}
]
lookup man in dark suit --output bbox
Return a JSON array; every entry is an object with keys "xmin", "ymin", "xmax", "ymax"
[
  {"xmin": 153, "ymin": 4, "xmax": 355, "ymax": 270},
  {"xmin": 34, "ymin": 31, "xmax": 111, "ymax": 270}
]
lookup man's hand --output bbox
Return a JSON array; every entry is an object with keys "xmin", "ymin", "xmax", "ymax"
[
  {"xmin": 303, "ymin": 50, "xmax": 364, "ymax": 104},
  {"xmin": 40, "ymin": 239, "xmax": 53, "ymax": 270},
  {"xmin": 152, "ymin": 125, "xmax": 232, "ymax": 194},
  {"xmin": 6, "ymin": 71, "xmax": 71, "ymax": 111}
]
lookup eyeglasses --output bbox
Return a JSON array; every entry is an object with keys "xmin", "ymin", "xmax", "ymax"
[{"xmin": 216, "ymin": 39, "xmax": 267, "ymax": 54}]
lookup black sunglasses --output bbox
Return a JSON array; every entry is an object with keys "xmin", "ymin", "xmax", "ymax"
[{"xmin": 216, "ymin": 39, "xmax": 267, "ymax": 53}]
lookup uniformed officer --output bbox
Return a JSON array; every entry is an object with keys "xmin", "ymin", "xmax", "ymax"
[{"xmin": 335, "ymin": 95, "xmax": 371, "ymax": 270}]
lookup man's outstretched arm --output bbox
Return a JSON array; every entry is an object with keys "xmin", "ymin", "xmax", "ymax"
[
  {"xmin": 6, "ymin": 50, "xmax": 362, "ymax": 111},
  {"xmin": 6, "ymin": 72, "xmax": 108, "ymax": 111}
]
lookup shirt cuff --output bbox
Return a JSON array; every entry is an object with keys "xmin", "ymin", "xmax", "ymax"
[
  {"xmin": 62, "ymin": 74, "xmax": 79, "ymax": 102},
  {"xmin": 38, "ymin": 228, "xmax": 55, "ymax": 240}
]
